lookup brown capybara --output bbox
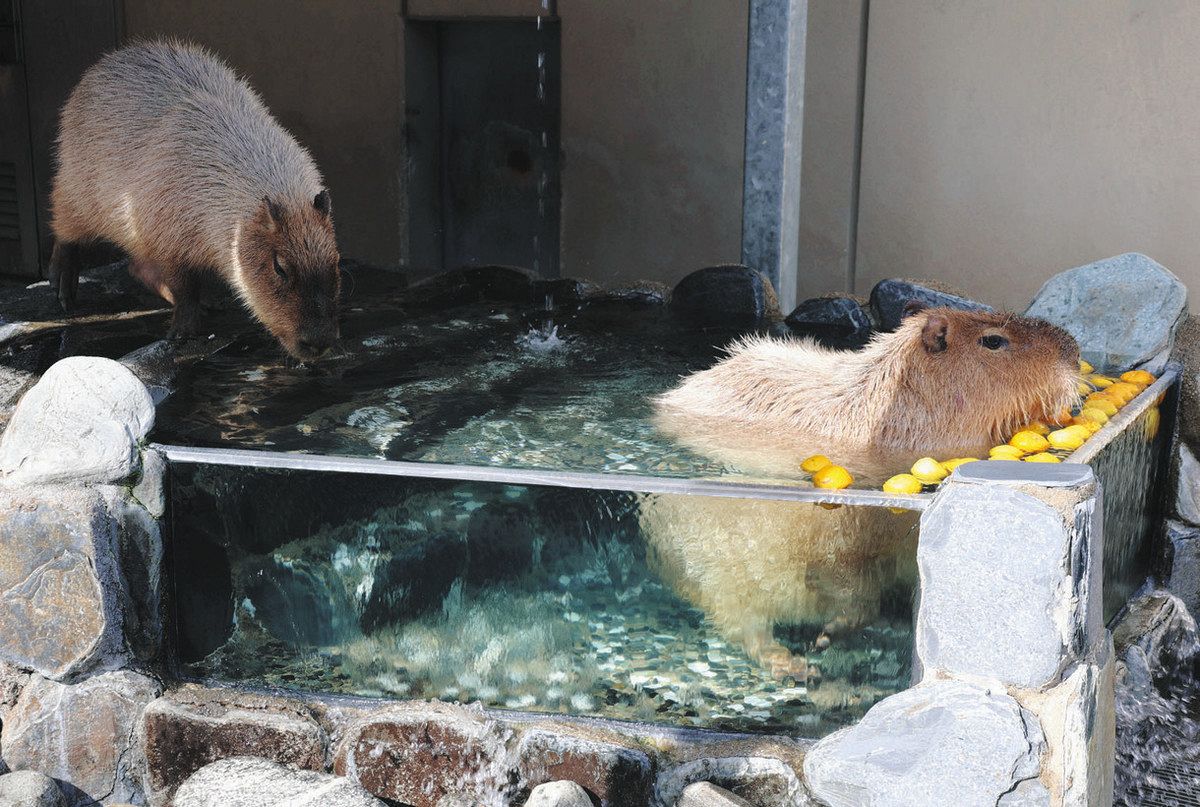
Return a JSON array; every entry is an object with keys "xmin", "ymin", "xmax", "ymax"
[
  {"xmin": 48, "ymin": 40, "xmax": 340, "ymax": 361},
  {"xmin": 645, "ymin": 307, "xmax": 1081, "ymax": 681}
]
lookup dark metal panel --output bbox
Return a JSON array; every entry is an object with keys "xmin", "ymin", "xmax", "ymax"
[
  {"xmin": 0, "ymin": 0, "xmax": 38, "ymax": 279},
  {"xmin": 18, "ymin": 0, "xmax": 119, "ymax": 275}
]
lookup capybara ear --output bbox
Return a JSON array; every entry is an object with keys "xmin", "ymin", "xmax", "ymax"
[
  {"xmin": 921, "ymin": 313, "xmax": 949, "ymax": 354},
  {"xmin": 261, "ymin": 196, "xmax": 285, "ymax": 229},
  {"xmin": 901, "ymin": 299, "xmax": 927, "ymax": 319},
  {"xmin": 313, "ymin": 189, "xmax": 331, "ymax": 218}
]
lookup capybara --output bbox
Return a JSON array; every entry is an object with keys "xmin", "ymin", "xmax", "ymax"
[
  {"xmin": 49, "ymin": 40, "xmax": 340, "ymax": 361},
  {"xmin": 646, "ymin": 307, "xmax": 1081, "ymax": 679}
]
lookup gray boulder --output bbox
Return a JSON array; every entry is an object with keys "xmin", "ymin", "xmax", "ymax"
[
  {"xmin": 1026, "ymin": 252, "xmax": 1187, "ymax": 373},
  {"xmin": 804, "ymin": 681, "xmax": 1047, "ymax": 807},
  {"xmin": 0, "ymin": 771, "xmax": 65, "ymax": 807},
  {"xmin": 1177, "ymin": 443, "xmax": 1200, "ymax": 526},
  {"xmin": 174, "ymin": 757, "xmax": 384, "ymax": 807},
  {"xmin": 525, "ymin": 780, "xmax": 594, "ymax": 807},
  {"xmin": 678, "ymin": 782, "xmax": 757, "ymax": 806},
  {"xmin": 0, "ymin": 356, "xmax": 154, "ymax": 487},
  {"xmin": 670, "ymin": 265, "xmax": 781, "ymax": 325},
  {"xmin": 1164, "ymin": 521, "xmax": 1200, "ymax": 615}
]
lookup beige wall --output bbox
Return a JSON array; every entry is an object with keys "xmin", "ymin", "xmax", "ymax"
[
  {"xmin": 855, "ymin": 0, "xmax": 1200, "ymax": 311},
  {"xmin": 560, "ymin": 1, "xmax": 749, "ymax": 287},
  {"xmin": 122, "ymin": 0, "xmax": 406, "ymax": 269},
  {"xmin": 121, "ymin": 1, "xmax": 750, "ymax": 288}
]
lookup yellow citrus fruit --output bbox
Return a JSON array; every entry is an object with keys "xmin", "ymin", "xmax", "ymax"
[
  {"xmin": 813, "ymin": 464, "xmax": 853, "ymax": 489},
  {"xmin": 883, "ymin": 473, "xmax": 924, "ymax": 495},
  {"xmin": 801, "ymin": 454, "xmax": 832, "ymax": 473},
  {"xmin": 989, "ymin": 444, "xmax": 1025, "ymax": 460},
  {"xmin": 1107, "ymin": 382, "xmax": 1141, "ymax": 403},
  {"xmin": 942, "ymin": 457, "xmax": 980, "ymax": 471},
  {"xmin": 911, "ymin": 457, "xmax": 950, "ymax": 484},
  {"xmin": 1047, "ymin": 427, "xmax": 1087, "ymax": 450},
  {"xmin": 1079, "ymin": 359, "xmax": 1094, "ymax": 374},
  {"xmin": 1010, "ymin": 431, "xmax": 1050, "ymax": 453},
  {"xmin": 1077, "ymin": 407, "xmax": 1109, "ymax": 425},
  {"xmin": 1083, "ymin": 395, "xmax": 1119, "ymax": 416},
  {"xmin": 1070, "ymin": 417, "xmax": 1102, "ymax": 434},
  {"xmin": 1088, "ymin": 375, "xmax": 1116, "ymax": 388},
  {"xmin": 1121, "ymin": 370, "xmax": 1156, "ymax": 387},
  {"xmin": 1076, "ymin": 380, "xmax": 1093, "ymax": 396},
  {"xmin": 1016, "ymin": 421, "xmax": 1050, "ymax": 436},
  {"xmin": 1024, "ymin": 452, "xmax": 1061, "ymax": 463}
]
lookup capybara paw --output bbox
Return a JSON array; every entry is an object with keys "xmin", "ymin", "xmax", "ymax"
[{"xmin": 763, "ymin": 646, "xmax": 809, "ymax": 682}]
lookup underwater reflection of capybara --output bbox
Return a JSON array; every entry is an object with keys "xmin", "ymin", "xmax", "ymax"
[
  {"xmin": 646, "ymin": 306, "xmax": 1082, "ymax": 679},
  {"xmin": 49, "ymin": 40, "xmax": 341, "ymax": 361}
]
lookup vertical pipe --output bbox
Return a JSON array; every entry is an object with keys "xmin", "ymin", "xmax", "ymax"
[{"xmin": 846, "ymin": 0, "xmax": 870, "ymax": 294}]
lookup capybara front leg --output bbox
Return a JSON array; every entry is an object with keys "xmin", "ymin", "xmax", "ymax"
[
  {"xmin": 166, "ymin": 270, "xmax": 202, "ymax": 340},
  {"xmin": 735, "ymin": 622, "xmax": 809, "ymax": 683},
  {"xmin": 47, "ymin": 240, "xmax": 83, "ymax": 313}
]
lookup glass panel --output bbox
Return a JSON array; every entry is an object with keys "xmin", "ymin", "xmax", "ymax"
[{"xmin": 168, "ymin": 462, "xmax": 919, "ymax": 738}]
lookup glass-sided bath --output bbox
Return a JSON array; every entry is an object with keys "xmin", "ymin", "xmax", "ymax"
[{"xmin": 150, "ymin": 268, "xmax": 1180, "ymax": 739}]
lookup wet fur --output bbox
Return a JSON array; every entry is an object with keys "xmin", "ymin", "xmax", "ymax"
[
  {"xmin": 49, "ymin": 39, "xmax": 340, "ymax": 359},
  {"xmin": 646, "ymin": 309, "xmax": 1081, "ymax": 678}
]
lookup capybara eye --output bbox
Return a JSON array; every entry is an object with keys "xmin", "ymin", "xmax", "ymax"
[
  {"xmin": 272, "ymin": 254, "xmax": 287, "ymax": 281},
  {"xmin": 979, "ymin": 334, "xmax": 1009, "ymax": 350}
]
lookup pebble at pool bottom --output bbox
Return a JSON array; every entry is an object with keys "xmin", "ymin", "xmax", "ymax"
[{"xmin": 171, "ymin": 466, "xmax": 916, "ymax": 738}]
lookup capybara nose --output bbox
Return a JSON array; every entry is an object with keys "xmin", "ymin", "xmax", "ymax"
[{"xmin": 297, "ymin": 337, "xmax": 332, "ymax": 360}]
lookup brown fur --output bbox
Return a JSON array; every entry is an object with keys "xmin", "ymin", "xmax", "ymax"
[
  {"xmin": 645, "ymin": 308, "xmax": 1081, "ymax": 679},
  {"xmin": 48, "ymin": 40, "xmax": 340, "ymax": 360}
]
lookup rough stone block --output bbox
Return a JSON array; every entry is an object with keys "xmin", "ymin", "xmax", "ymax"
[
  {"xmin": 1, "ymin": 671, "xmax": 160, "ymax": 807},
  {"xmin": 139, "ymin": 686, "xmax": 328, "ymax": 807},
  {"xmin": 0, "ymin": 771, "xmax": 66, "ymax": 807},
  {"xmin": 678, "ymin": 782, "xmax": 756, "ymax": 807},
  {"xmin": 173, "ymin": 757, "xmax": 384, "ymax": 807},
  {"xmin": 655, "ymin": 738, "xmax": 810, "ymax": 807},
  {"xmin": 1026, "ymin": 252, "xmax": 1187, "ymax": 373},
  {"xmin": 0, "ymin": 486, "xmax": 128, "ymax": 679},
  {"xmin": 1022, "ymin": 639, "xmax": 1115, "ymax": 807},
  {"xmin": 333, "ymin": 701, "xmax": 516, "ymax": 807},
  {"xmin": 803, "ymin": 681, "xmax": 1047, "ymax": 807},
  {"xmin": 1175, "ymin": 443, "xmax": 1200, "ymax": 526},
  {"xmin": 670, "ymin": 265, "xmax": 781, "ymax": 325},
  {"xmin": 868, "ymin": 278, "xmax": 991, "ymax": 331},
  {"xmin": 131, "ymin": 448, "xmax": 166, "ymax": 519},
  {"xmin": 525, "ymin": 779, "xmax": 594, "ymax": 807},
  {"xmin": 917, "ymin": 468, "xmax": 1101, "ymax": 688},
  {"xmin": 1164, "ymin": 520, "xmax": 1200, "ymax": 615},
  {"xmin": 784, "ymin": 295, "xmax": 874, "ymax": 348},
  {"xmin": 516, "ymin": 722, "xmax": 653, "ymax": 807},
  {"xmin": 0, "ymin": 356, "xmax": 154, "ymax": 486}
]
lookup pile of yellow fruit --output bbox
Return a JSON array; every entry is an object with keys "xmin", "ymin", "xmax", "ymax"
[
  {"xmin": 877, "ymin": 360, "xmax": 1159, "ymax": 497},
  {"xmin": 801, "ymin": 454, "xmax": 855, "ymax": 490}
]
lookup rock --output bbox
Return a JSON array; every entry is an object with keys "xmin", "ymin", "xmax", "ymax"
[
  {"xmin": 525, "ymin": 780, "xmax": 594, "ymax": 807},
  {"xmin": 174, "ymin": 757, "xmax": 384, "ymax": 807},
  {"xmin": 132, "ymin": 448, "xmax": 166, "ymax": 519},
  {"xmin": 916, "ymin": 467, "xmax": 1102, "ymax": 689},
  {"xmin": 1111, "ymin": 591, "xmax": 1198, "ymax": 670},
  {"xmin": 0, "ymin": 486, "xmax": 134, "ymax": 679},
  {"xmin": 103, "ymin": 489, "xmax": 164, "ymax": 665},
  {"xmin": 804, "ymin": 681, "xmax": 1047, "ymax": 807},
  {"xmin": 589, "ymin": 281, "xmax": 671, "ymax": 308},
  {"xmin": 139, "ymin": 686, "xmax": 328, "ymax": 806},
  {"xmin": 1, "ymin": 671, "xmax": 160, "ymax": 807},
  {"xmin": 1034, "ymin": 646, "xmax": 1116, "ymax": 807},
  {"xmin": 0, "ymin": 356, "xmax": 154, "ymax": 486},
  {"xmin": 784, "ymin": 295, "xmax": 874, "ymax": 348},
  {"xmin": 670, "ymin": 266, "xmax": 780, "ymax": 325},
  {"xmin": 678, "ymin": 782, "xmax": 756, "ymax": 807},
  {"xmin": 1177, "ymin": 443, "xmax": 1200, "ymax": 527},
  {"xmin": 408, "ymin": 265, "xmax": 537, "ymax": 308},
  {"xmin": 333, "ymin": 701, "xmax": 517, "ymax": 807},
  {"xmin": 0, "ymin": 771, "xmax": 66, "ymax": 807},
  {"xmin": 534, "ymin": 278, "xmax": 605, "ymax": 306},
  {"xmin": 1164, "ymin": 521, "xmax": 1200, "ymax": 615},
  {"xmin": 868, "ymin": 278, "xmax": 992, "ymax": 332},
  {"xmin": 1026, "ymin": 253, "xmax": 1187, "ymax": 373},
  {"xmin": 1170, "ymin": 314, "xmax": 1200, "ymax": 446},
  {"xmin": 655, "ymin": 738, "xmax": 809, "ymax": 807},
  {"xmin": 516, "ymin": 722, "xmax": 654, "ymax": 806}
]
